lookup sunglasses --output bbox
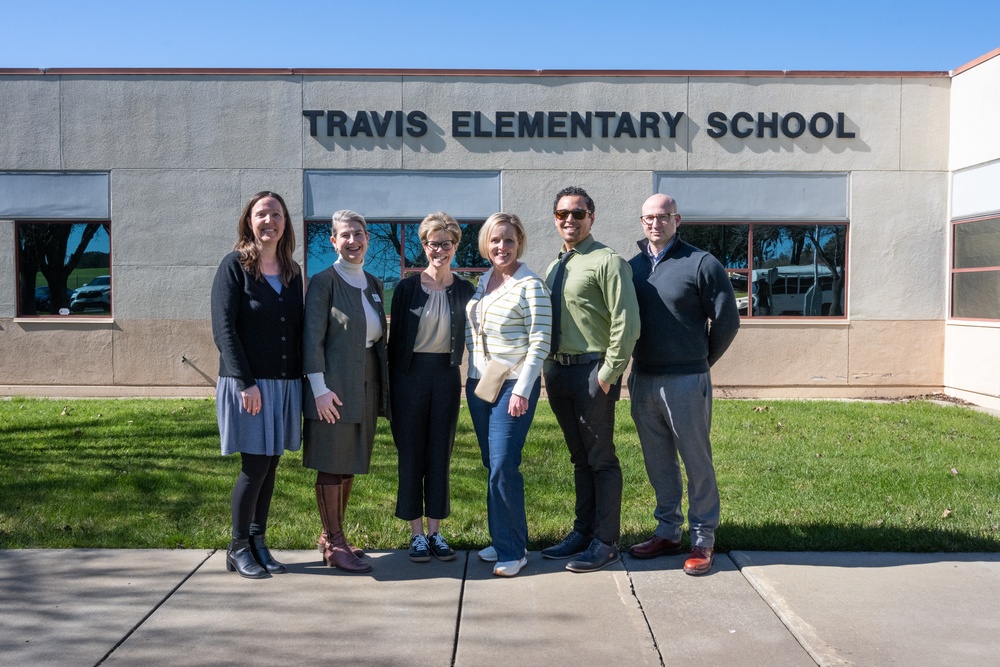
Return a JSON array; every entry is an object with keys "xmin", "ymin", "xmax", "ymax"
[{"xmin": 554, "ymin": 209, "xmax": 590, "ymax": 221}]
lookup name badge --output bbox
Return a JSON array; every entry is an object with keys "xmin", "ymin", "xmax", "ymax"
[{"xmin": 372, "ymin": 294, "xmax": 381, "ymax": 303}]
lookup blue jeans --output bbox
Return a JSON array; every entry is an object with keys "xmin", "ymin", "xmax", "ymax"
[{"xmin": 466, "ymin": 376, "xmax": 541, "ymax": 562}]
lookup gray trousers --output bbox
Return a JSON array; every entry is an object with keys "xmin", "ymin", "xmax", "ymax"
[{"xmin": 628, "ymin": 370, "xmax": 719, "ymax": 548}]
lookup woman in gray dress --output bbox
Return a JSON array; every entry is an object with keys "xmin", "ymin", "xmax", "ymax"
[
  {"xmin": 211, "ymin": 191, "xmax": 303, "ymax": 579},
  {"xmin": 302, "ymin": 209, "xmax": 390, "ymax": 574}
]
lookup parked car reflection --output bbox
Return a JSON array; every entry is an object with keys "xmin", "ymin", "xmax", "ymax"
[
  {"xmin": 34, "ymin": 286, "xmax": 74, "ymax": 312},
  {"xmin": 69, "ymin": 275, "xmax": 112, "ymax": 313}
]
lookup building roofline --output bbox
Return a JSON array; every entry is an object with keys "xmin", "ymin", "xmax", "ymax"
[
  {"xmin": 951, "ymin": 46, "xmax": 1000, "ymax": 76},
  {"xmin": 0, "ymin": 67, "xmax": 951, "ymax": 78}
]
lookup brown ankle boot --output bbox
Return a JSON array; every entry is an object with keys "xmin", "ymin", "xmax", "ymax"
[{"xmin": 315, "ymin": 483, "xmax": 372, "ymax": 573}]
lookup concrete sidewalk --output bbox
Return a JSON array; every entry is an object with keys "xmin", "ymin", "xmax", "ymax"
[{"xmin": 2, "ymin": 549, "xmax": 999, "ymax": 666}]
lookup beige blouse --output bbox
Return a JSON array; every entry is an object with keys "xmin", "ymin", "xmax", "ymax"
[{"xmin": 413, "ymin": 286, "xmax": 451, "ymax": 353}]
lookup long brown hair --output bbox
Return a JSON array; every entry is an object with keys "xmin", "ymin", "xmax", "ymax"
[{"xmin": 235, "ymin": 191, "xmax": 300, "ymax": 284}]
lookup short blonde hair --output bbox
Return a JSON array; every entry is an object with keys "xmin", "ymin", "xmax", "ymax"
[
  {"xmin": 331, "ymin": 209, "xmax": 367, "ymax": 235},
  {"xmin": 478, "ymin": 212, "xmax": 526, "ymax": 260},
  {"xmin": 418, "ymin": 211, "xmax": 461, "ymax": 244}
]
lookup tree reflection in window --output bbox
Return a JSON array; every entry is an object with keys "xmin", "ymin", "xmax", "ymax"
[
  {"xmin": 680, "ymin": 222, "xmax": 846, "ymax": 317},
  {"xmin": 16, "ymin": 221, "xmax": 112, "ymax": 316},
  {"xmin": 306, "ymin": 219, "xmax": 489, "ymax": 312}
]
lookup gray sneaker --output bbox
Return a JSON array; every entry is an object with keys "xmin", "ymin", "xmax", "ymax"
[{"xmin": 541, "ymin": 530, "xmax": 593, "ymax": 560}]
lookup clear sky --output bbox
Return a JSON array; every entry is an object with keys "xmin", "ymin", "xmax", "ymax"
[{"xmin": 2, "ymin": 0, "xmax": 998, "ymax": 72}]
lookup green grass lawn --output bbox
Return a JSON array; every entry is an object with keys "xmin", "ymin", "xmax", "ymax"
[{"xmin": 1, "ymin": 397, "xmax": 998, "ymax": 552}]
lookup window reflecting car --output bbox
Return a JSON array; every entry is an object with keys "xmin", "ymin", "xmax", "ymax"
[
  {"xmin": 34, "ymin": 286, "xmax": 75, "ymax": 312},
  {"xmin": 69, "ymin": 275, "xmax": 112, "ymax": 313}
]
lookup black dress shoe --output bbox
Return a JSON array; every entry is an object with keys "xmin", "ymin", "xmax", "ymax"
[
  {"xmin": 628, "ymin": 535, "xmax": 685, "ymax": 559},
  {"xmin": 249, "ymin": 534, "xmax": 287, "ymax": 574},
  {"xmin": 566, "ymin": 538, "xmax": 620, "ymax": 573},
  {"xmin": 541, "ymin": 530, "xmax": 593, "ymax": 560}
]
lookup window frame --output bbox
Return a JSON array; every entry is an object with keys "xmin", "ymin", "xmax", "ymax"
[
  {"xmin": 950, "ymin": 214, "xmax": 1000, "ymax": 322},
  {"xmin": 14, "ymin": 218, "xmax": 113, "ymax": 319},
  {"xmin": 678, "ymin": 219, "xmax": 849, "ymax": 319}
]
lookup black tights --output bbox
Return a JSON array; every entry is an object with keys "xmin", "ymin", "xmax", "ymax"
[
  {"xmin": 231, "ymin": 453, "xmax": 281, "ymax": 540},
  {"xmin": 316, "ymin": 472, "xmax": 354, "ymax": 485}
]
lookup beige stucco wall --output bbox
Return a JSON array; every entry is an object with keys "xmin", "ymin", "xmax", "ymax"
[{"xmin": 0, "ymin": 70, "xmax": 958, "ymax": 396}]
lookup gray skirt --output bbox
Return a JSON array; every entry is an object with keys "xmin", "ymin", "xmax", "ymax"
[
  {"xmin": 302, "ymin": 347, "xmax": 380, "ymax": 474},
  {"xmin": 217, "ymin": 376, "xmax": 302, "ymax": 456}
]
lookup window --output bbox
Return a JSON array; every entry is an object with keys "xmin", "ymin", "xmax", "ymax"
[
  {"xmin": 681, "ymin": 222, "xmax": 847, "ymax": 318},
  {"xmin": 951, "ymin": 215, "xmax": 1000, "ymax": 320},
  {"xmin": 16, "ymin": 221, "xmax": 112, "ymax": 317},
  {"xmin": 305, "ymin": 220, "xmax": 489, "ymax": 311}
]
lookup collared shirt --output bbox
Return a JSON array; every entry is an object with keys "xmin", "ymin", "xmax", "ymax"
[
  {"xmin": 545, "ymin": 235, "xmax": 640, "ymax": 385},
  {"xmin": 646, "ymin": 234, "xmax": 678, "ymax": 270}
]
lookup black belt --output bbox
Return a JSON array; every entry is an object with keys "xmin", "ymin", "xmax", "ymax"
[{"xmin": 549, "ymin": 352, "xmax": 603, "ymax": 366}]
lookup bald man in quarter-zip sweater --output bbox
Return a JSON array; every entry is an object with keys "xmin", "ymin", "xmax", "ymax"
[{"xmin": 626, "ymin": 193, "xmax": 740, "ymax": 576}]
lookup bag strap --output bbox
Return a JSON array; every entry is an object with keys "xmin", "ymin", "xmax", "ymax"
[{"xmin": 477, "ymin": 280, "xmax": 524, "ymax": 371}]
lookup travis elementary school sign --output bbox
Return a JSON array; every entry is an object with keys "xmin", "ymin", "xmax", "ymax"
[{"xmin": 302, "ymin": 110, "xmax": 857, "ymax": 141}]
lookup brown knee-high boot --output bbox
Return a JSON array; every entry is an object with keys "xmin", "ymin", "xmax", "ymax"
[
  {"xmin": 317, "ymin": 480, "xmax": 364, "ymax": 558},
  {"xmin": 339, "ymin": 477, "xmax": 366, "ymax": 557},
  {"xmin": 315, "ymin": 483, "xmax": 371, "ymax": 573}
]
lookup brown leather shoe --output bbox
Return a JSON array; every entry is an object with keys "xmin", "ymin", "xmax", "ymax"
[
  {"xmin": 683, "ymin": 546, "xmax": 714, "ymax": 576},
  {"xmin": 628, "ymin": 535, "xmax": 685, "ymax": 559}
]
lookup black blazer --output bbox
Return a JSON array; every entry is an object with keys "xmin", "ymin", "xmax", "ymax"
[{"xmin": 387, "ymin": 273, "xmax": 476, "ymax": 375}]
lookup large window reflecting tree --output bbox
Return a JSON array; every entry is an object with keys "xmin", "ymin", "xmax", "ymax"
[
  {"xmin": 17, "ymin": 221, "xmax": 112, "ymax": 316},
  {"xmin": 306, "ymin": 219, "xmax": 489, "ymax": 313},
  {"xmin": 681, "ymin": 222, "xmax": 846, "ymax": 318}
]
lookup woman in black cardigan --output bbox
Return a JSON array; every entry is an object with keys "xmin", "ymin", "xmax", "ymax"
[
  {"xmin": 211, "ymin": 191, "xmax": 303, "ymax": 579},
  {"xmin": 387, "ymin": 212, "xmax": 475, "ymax": 563}
]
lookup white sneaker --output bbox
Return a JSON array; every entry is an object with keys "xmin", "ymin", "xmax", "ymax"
[
  {"xmin": 479, "ymin": 546, "xmax": 528, "ymax": 563},
  {"xmin": 493, "ymin": 556, "xmax": 528, "ymax": 577}
]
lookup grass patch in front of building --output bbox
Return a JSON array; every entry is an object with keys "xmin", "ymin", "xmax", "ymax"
[{"xmin": 1, "ymin": 397, "xmax": 997, "ymax": 552}]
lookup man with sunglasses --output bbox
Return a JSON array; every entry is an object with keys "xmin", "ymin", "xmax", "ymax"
[
  {"xmin": 625, "ymin": 193, "xmax": 740, "ymax": 576},
  {"xmin": 541, "ymin": 186, "xmax": 640, "ymax": 573}
]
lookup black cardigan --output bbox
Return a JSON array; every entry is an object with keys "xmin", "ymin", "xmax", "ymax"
[
  {"xmin": 387, "ymin": 273, "xmax": 476, "ymax": 374},
  {"xmin": 211, "ymin": 251, "xmax": 304, "ymax": 390}
]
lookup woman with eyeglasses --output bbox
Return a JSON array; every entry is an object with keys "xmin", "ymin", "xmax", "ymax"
[
  {"xmin": 466, "ymin": 212, "xmax": 551, "ymax": 577},
  {"xmin": 388, "ymin": 212, "xmax": 476, "ymax": 563},
  {"xmin": 303, "ymin": 209, "xmax": 390, "ymax": 574}
]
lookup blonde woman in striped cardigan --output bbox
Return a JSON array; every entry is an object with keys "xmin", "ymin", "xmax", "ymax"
[{"xmin": 466, "ymin": 212, "xmax": 552, "ymax": 578}]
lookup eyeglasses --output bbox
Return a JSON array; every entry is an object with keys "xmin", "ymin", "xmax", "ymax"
[
  {"xmin": 424, "ymin": 240, "xmax": 455, "ymax": 251},
  {"xmin": 554, "ymin": 209, "xmax": 590, "ymax": 221},
  {"xmin": 640, "ymin": 214, "xmax": 677, "ymax": 226}
]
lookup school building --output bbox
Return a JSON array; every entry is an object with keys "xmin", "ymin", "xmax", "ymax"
[{"xmin": 2, "ymin": 48, "xmax": 999, "ymax": 408}]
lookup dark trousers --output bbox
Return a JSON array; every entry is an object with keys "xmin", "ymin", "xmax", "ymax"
[
  {"xmin": 231, "ymin": 453, "xmax": 280, "ymax": 540},
  {"xmin": 543, "ymin": 359, "xmax": 623, "ymax": 545},
  {"xmin": 390, "ymin": 353, "xmax": 461, "ymax": 521}
]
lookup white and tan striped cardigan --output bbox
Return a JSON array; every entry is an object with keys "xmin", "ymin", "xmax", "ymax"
[{"xmin": 465, "ymin": 263, "xmax": 552, "ymax": 398}]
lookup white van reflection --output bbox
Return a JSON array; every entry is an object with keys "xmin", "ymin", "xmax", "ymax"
[{"xmin": 744, "ymin": 266, "xmax": 843, "ymax": 316}]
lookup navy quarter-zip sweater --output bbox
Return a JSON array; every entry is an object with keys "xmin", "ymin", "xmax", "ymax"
[{"xmin": 628, "ymin": 237, "xmax": 740, "ymax": 375}]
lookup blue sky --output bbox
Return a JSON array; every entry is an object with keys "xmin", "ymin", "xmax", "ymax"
[{"xmin": 2, "ymin": 0, "xmax": 998, "ymax": 72}]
